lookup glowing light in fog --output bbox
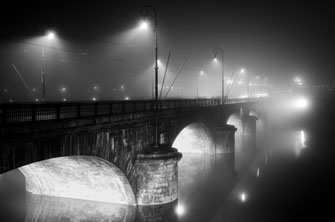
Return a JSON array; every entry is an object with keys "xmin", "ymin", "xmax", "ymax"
[
  {"xmin": 47, "ymin": 31, "xmax": 55, "ymax": 39},
  {"xmin": 255, "ymin": 93, "xmax": 268, "ymax": 97},
  {"xmin": 139, "ymin": 21, "xmax": 148, "ymax": 30},
  {"xmin": 295, "ymin": 130, "xmax": 307, "ymax": 157},
  {"xmin": 301, "ymin": 130, "xmax": 306, "ymax": 148},
  {"xmin": 175, "ymin": 204, "xmax": 185, "ymax": 216},
  {"xmin": 257, "ymin": 168, "xmax": 260, "ymax": 178},
  {"xmin": 295, "ymin": 98, "xmax": 309, "ymax": 109},
  {"xmin": 240, "ymin": 192, "xmax": 247, "ymax": 202},
  {"xmin": 294, "ymin": 77, "xmax": 303, "ymax": 86}
]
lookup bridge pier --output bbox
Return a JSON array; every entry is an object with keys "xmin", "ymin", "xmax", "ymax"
[
  {"xmin": 214, "ymin": 124, "xmax": 237, "ymax": 154},
  {"xmin": 214, "ymin": 124, "xmax": 237, "ymax": 174},
  {"xmin": 135, "ymin": 145, "xmax": 182, "ymax": 205}
]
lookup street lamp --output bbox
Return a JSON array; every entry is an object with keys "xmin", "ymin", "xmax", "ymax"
[
  {"xmin": 240, "ymin": 68, "xmax": 249, "ymax": 99},
  {"xmin": 197, "ymin": 70, "xmax": 205, "ymax": 98},
  {"xmin": 141, "ymin": 5, "xmax": 159, "ymax": 148},
  {"xmin": 41, "ymin": 30, "xmax": 55, "ymax": 102},
  {"xmin": 213, "ymin": 47, "xmax": 224, "ymax": 104}
]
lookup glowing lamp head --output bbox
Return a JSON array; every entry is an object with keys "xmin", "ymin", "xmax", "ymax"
[
  {"xmin": 139, "ymin": 21, "xmax": 148, "ymax": 30},
  {"xmin": 240, "ymin": 68, "xmax": 245, "ymax": 74},
  {"xmin": 175, "ymin": 204, "xmax": 185, "ymax": 216},
  {"xmin": 47, "ymin": 31, "xmax": 55, "ymax": 39},
  {"xmin": 296, "ymin": 97, "xmax": 309, "ymax": 109},
  {"xmin": 240, "ymin": 192, "xmax": 247, "ymax": 202}
]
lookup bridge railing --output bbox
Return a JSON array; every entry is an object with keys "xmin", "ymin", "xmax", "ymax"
[{"xmin": 0, "ymin": 98, "xmax": 255, "ymax": 124}]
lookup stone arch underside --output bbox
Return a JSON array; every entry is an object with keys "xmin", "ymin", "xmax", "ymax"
[
  {"xmin": 18, "ymin": 156, "xmax": 136, "ymax": 205},
  {"xmin": 172, "ymin": 122, "xmax": 215, "ymax": 154},
  {"xmin": 226, "ymin": 113, "xmax": 243, "ymax": 136}
]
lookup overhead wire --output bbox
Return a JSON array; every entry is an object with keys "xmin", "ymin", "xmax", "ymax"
[
  {"xmin": 159, "ymin": 52, "xmax": 171, "ymax": 100},
  {"xmin": 11, "ymin": 63, "xmax": 36, "ymax": 101},
  {"xmin": 163, "ymin": 57, "xmax": 188, "ymax": 100}
]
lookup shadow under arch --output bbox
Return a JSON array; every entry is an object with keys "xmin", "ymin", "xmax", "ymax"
[{"xmin": 16, "ymin": 156, "xmax": 136, "ymax": 205}]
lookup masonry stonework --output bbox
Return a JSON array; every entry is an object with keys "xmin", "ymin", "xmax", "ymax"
[{"xmin": 135, "ymin": 147, "xmax": 182, "ymax": 205}]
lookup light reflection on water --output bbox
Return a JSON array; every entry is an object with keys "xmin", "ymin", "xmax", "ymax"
[{"xmin": 26, "ymin": 194, "xmax": 136, "ymax": 221}]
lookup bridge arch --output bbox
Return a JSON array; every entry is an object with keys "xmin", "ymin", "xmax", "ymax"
[
  {"xmin": 173, "ymin": 122, "xmax": 216, "ymax": 196},
  {"xmin": 18, "ymin": 156, "xmax": 136, "ymax": 205},
  {"xmin": 172, "ymin": 122, "xmax": 215, "ymax": 154}
]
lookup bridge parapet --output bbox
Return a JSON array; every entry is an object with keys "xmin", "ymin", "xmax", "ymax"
[{"xmin": 0, "ymin": 98, "xmax": 254, "ymax": 125}]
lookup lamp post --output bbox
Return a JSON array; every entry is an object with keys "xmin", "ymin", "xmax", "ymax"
[
  {"xmin": 197, "ymin": 70, "xmax": 205, "ymax": 98},
  {"xmin": 141, "ymin": 5, "xmax": 159, "ymax": 148},
  {"xmin": 213, "ymin": 47, "xmax": 224, "ymax": 104},
  {"xmin": 240, "ymin": 68, "xmax": 249, "ymax": 99},
  {"xmin": 41, "ymin": 44, "xmax": 46, "ymax": 102},
  {"xmin": 41, "ymin": 31, "xmax": 55, "ymax": 102}
]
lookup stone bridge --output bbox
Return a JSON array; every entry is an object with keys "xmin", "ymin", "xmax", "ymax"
[{"xmin": 0, "ymin": 98, "xmax": 267, "ymax": 205}]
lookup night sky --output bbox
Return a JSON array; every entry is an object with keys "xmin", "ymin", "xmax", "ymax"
[{"xmin": 1, "ymin": 0, "xmax": 334, "ymax": 102}]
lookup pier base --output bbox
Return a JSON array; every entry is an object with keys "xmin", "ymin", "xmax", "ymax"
[
  {"xmin": 135, "ymin": 145, "xmax": 182, "ymax": 205},
  {"xmin": 214, "ymin": 124, "xmax": 237, "ymax": 154}
]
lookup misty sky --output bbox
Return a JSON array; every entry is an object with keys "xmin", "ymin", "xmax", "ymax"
[{"xmin": 0, "ymin": 0, "xmax": 334, "ymax": 102}]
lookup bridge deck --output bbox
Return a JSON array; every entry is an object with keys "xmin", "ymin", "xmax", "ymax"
[{"xmin": 0, "ymin": 98, "xmax": 254, "ymax": 125}]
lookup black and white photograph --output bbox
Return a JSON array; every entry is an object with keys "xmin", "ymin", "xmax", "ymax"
[{"xmin": 0, "ymin": 1, "xmax": 334, "ymax": 221}]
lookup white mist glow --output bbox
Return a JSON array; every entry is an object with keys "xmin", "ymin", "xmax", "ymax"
[
  {"xmin": 175, "ymin": 204, "xmax": 186, "ymax": 216},
  {"xmin": 295, "ymin": 130, "xmax": 308, "ymax": 157},
  {"xmin": 139, "ymin": 21, "xmax": 148, "ymax": 30},
  {"xmin": 47, "ymin": 31, "xmax": 55, "ymax": 39},
  {"xmin": 257, "ymin": 168, "xmax": 260, "ymax": 178},
  {"xmin": 300, "ymin": 130, "xmax": 306, "ymax": 148},
  {"xmin": 240, "ymin": 192, "xmax": 247, "ymax": 203},
  {"xmin": 295, "ymin": 98, "xmax": 309, "ymax": 109}
]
